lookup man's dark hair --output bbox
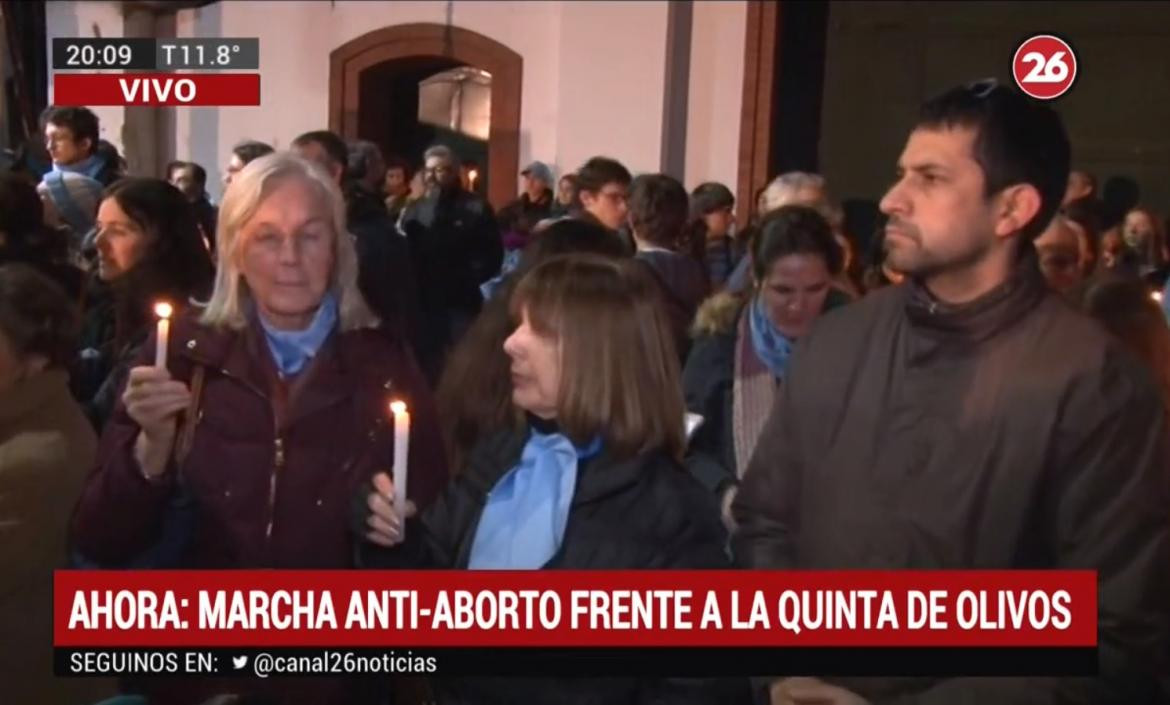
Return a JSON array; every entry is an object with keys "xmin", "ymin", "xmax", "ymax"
[
  {"xmin": 231, "ymin": 140, "xmax": 275, "ymax": 166},
  {"xmin": 166, "ymin": 160, "xmax": 207, "ymax": 189},
  {"xmin": 575, "ymin": 156, "xmax": 632, "ymax": 196},
  {"xmin": 346, "ymin": 140, "xmax": 383, "ymax": 181},
  {"xmin": 0, "ymin": 263, "xmax": 79, "ymax": 369},
  {"xmin": 628, "ymin": 173, "xmax": 689, "ymax": 248},
  {"xmin": 917, "ymin": 79, "xmax": 1070, "ymax": 242},
  {"xmin": 43, "ymin": 106, "xmax": 100, "ymax": 152},
  {"xmin": 291, "ymin": 131, "xmax": 349, "ymax": 173},
  {"xmin": 752, "ymin": 205, "xmax": 843, "ymax": 281},
  {"xmin": 385, "ymin": 155, "xmax": 412, "ymax": 180}
]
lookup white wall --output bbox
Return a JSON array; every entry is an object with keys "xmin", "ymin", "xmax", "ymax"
[
  {"xmin": 555, "ymin": 1, "xmax": 670, "ymax": 178},
  {"xmin": 45, "ymin": 0, "xmax": 126, "ymax": 155},
  {"xmin": 684, "ymin": 0, "xmax": 746, "ymax": 193},
  {"xmin": 45, "ymin": 1, "xmax": 746, "ymax": 202},
  {"xmin": 173, "ymin": 0, "xmax": 673, "ymax": 202}
]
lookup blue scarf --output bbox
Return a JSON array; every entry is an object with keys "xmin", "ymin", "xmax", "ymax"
[
  {"xmin": 468, "ymin": 428, "xmax": 603, "ymax": 570},
  {"xmin": 52, "ymin": 153, "xmax": 107, "ymax": 181},
  {"xmin": 257, "ymin": 292, "xmax": 338, "ymax": 377},
  {"xmin": 748, "ymin": 293, "xmax": 795, "ymax": 380}
]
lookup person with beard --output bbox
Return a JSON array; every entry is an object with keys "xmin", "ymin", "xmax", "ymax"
[
  {"xmin": 75, "ymin": 179, "xmax": 214, "ymax": 431},
  {"xmin": 399, "ymin": 144, "xmax": 503, "ymax": 384},
  {"xmin": 291, "ymin": 131, "xmax": 421, "ymax": 359},
  {"xmin": 167, "ymin": 160, "xmax": 218, "ymax": 254},
  {"xmin": 733, "ymin": 79, "xmax": 1170, "ymax": 705}
]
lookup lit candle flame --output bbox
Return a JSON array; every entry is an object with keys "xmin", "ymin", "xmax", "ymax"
[
  {"xmin": 390, "ymin": 400, "xmax": 407, "ymax": 415},
  {"xmin": 154, "ymin": 301, "xmax": 173, "ymax": 319},
  {"xmin": 1152, "ymin": 291, "xmax": 1163, "ymax": 303}
]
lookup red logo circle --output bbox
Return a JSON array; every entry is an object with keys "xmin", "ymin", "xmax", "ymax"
[{"xmin": 1012, "ymin": 34, "xmax": 1077, "ymax": 100}]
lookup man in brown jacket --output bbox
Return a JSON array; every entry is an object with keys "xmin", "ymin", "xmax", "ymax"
[{"xmin": 732, "ymin": 80, "xmax": 1170, "ymax": 704}]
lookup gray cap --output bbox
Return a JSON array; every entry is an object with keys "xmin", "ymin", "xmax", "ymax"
[{"xmin": 521, "ymin": 160, "xmax": 554, "ymax": 185}]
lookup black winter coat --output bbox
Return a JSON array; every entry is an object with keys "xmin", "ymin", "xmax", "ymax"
[{"xmin": 359, "ymin": 423, "xmax": 751, "ymax": 705}]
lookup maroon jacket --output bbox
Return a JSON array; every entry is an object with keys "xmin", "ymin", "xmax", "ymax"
[{"xmin": 72, "ymin": 311, "xmax": 448, "ymax": 569}]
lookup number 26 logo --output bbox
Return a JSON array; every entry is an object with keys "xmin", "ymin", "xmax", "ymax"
[{"xmin": 1012, "ymin": 34, "xmax": 1078, "ymax": 100}]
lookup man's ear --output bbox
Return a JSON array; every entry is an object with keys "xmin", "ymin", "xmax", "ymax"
[
  {"xmin": 579, "ymin": 190, "xmax": 597, "ymax": 209},
  {"xmin": 993, "ymin": 184, "xmax": 1043, "ymax": 239},
  {"xmin": 80, "ymin": 137, "xmax": 94, "ymax": 156}
]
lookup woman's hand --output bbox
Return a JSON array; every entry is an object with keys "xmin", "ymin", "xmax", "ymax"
[
  {"xmin": 364, "ymin": 472, "xmax": 418, "ymax": 547},
  {"xmin": 123, "ymin": 365, "xmax": 190, "ymax": 478}
]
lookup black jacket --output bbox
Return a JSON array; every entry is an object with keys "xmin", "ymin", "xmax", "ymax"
[
  {"xmin": 635, "ymin": 250, "xmax": 710, "ymax": 362},
  {"xmin": 732, "ymin": 255, "xmax": 1170, "ymax": 703},
  {"xmin": 359, "ymin": 423, "xmax": 750, "ymax": 705},
  {"xmin": 346, "ymin": 183, "xmax": 422, "ymax": 357},
  {"xmin": 682, "ymin": 289, "xmax": 852, "ymax": 498},
  {"xmin": 401, "ymin": 187, "xmax": 502, "ymax": 379}
]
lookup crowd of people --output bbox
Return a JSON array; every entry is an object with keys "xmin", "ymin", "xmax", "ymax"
[{"xmin": 2, "ymin": 79, "xmax": 1170, "ymax": 705}]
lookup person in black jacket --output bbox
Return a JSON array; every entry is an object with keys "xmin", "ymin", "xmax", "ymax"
[
  {"xmin": 683, "ymin": 206, "xmax": 849, "ymax": 528},
  {"xmin": 629, "ymin": 173, "xmax": 709, "ymax": 362},
  {"xmin": 400, "ymin": 144, "xmax": 503, "ymax": 384},
  {"xmin": 357, "ymin": 255, "xmax": 749, "ymax": 705},
  {"xmin": 76, "ymin": 179, "xmax": 214, "ymax": 431},
  {"xmin": 291, "ymin": 131, "xmax": 421, "ymax": 359}
]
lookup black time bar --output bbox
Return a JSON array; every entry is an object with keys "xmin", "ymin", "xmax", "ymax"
[{"xmin": 53, "ymin": 38, "xmax": 260, "ymax": 71}]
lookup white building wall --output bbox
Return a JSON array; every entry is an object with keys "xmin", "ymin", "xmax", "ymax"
[
  {"xmin": 684, "ymin": 0, "xmax": 747, "ymax": 193},
  {"xmin": 45, "ymin": 1, "xmax": 746, "ymax": 202},
  {"xmin": 45, "ymin": 0, "xmax": 126, "ymax": 154}
]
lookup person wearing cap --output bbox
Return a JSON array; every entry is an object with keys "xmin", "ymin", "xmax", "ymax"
[
  {"xmin": 518, "ymin": 160, "xmax": 555, "ymax": 224},
  {"xmin": 36, "ymin": 170, "xmax": 103, "ymax": 260}
]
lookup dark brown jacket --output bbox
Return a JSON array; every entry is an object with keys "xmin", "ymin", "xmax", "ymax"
[
  {"xmin": 70, "ymin": 312, "xmax": 448, "ymax": 705},
  {"xmin": 74, "ymin": 310, "xmax": 448, "ymax": 569},
  {"xmin": 732, "ymin": 257, "xmax": 1170, "ymax": 703}
]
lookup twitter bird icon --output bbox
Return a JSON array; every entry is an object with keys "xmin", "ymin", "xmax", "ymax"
[{"xmin": 232, "ymin": 655, "xmax": 248, "ymax": 670}]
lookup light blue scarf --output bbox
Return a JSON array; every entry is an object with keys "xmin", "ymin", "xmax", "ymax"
[
  {"xmin": 748, "ymin": 293, "xmax": 795, "ymax": 380},
  {"xmin": 52, "ymin": 153, "xmax": 107, "ymax": 181},
  {"xmin": 468, "ymin": 428, "xmax": 603, "ymax": 570},
  {"xmin": 257, "ymin": 292, "xmax": 338, "ymax": 377}
]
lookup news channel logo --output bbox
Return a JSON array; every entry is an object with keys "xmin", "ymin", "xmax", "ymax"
[{"xmin": 1012, "ymin": 33, "xmax": 1078, "ymax": 100}]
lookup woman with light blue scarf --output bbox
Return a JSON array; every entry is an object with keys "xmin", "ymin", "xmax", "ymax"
[
  {"xmin": 359, "ymin": 255, "xmax": 748, "ymax": 704},
  {"xmin": 683, "ymin": 206, "xmax": 850, "ymax": 529}
]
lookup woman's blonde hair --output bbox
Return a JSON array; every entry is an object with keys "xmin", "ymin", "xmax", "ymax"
[
  {"xmin": 509, "ymin": 254, "xmax": 686, "ymax": 461},
  {"xmin": 199, "ymin": 152, "xmax": 376, "ymax": 331}
]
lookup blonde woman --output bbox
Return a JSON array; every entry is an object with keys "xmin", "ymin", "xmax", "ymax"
[{"xmin": 72, "ymin": 153, "xmax": 447, "ymax": 702}]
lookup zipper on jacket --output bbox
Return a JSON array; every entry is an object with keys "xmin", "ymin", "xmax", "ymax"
[
  {"xmin": 215, "ymin": 366, "xmax": 283, "ymax": 550},
  {"xmin": 267, "ymin": 437, "xmax": 285, "ymax": 539}
]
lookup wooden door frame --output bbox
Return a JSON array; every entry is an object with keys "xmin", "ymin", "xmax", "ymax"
[
  {"xmin": 736, "ymin": 1, "xmax": 779, "ymax": 227},
  {"xmin": 329, "ymin": 23, "xmax": 522, "ymax": 209}
]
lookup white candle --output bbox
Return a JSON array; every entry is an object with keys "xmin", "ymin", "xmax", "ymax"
[
  {"xmin": 154, "ymin": 302, "xmax": 173, "ymax": 369},
  {"xmin": 389, "ymin": 400, "xmax": 410, "ymax": 523}
]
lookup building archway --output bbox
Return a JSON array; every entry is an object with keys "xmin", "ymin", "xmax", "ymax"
[{"xmin": 329, "ymin": 23, "xmax": 522, "ymax": 209}]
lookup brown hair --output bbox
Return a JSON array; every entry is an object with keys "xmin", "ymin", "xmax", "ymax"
[
  {"xmin": 436, "ymin": 220, "xmax": 629, "ymax": 471},
  {"xmin": 509, "ymin": 254, "xmax": 686, "ymax": 461},
  {"xmin": 0, "ymin": 263, "xmax": 79, "ymax": 369}
]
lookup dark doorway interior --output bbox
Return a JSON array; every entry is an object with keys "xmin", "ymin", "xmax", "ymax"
[
  {"xmin": 358, "ymin": 56, "xmax": 491, "ymax": 194},
  {"xmin": 769, "ymin": 0, "xmax": 830, "ymax": 176}
]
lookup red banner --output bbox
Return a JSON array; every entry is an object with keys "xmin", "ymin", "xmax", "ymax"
[
  {"xmin": 54, "ymin": 570, "xmax": 1097, "ymax": 648},
  {"xmin": 52, "ymin": 73, "xmax": 260, "ymax": 106}
]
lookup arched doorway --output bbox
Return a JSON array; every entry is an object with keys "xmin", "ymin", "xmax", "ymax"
[{"xmin": 329, "ymin": 23, "xmax": 522, "ymax": 209}]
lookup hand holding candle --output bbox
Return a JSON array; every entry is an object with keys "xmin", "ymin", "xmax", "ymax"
[
  {"xmin": 153, "ymin": 301, "xmax": 173, "ymax": 369},
  {"xmin": 389, "ymin": 400, "xmax": 411, "ymax": 525}
]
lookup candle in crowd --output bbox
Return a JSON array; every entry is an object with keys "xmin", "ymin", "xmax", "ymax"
[
  {"xmin": 154, "ymin": 301, "xmax": 173, "ymax": 369},
  {"xmin": 389, "ymin": 400, "xmax": 411, "ymax": 525}
]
